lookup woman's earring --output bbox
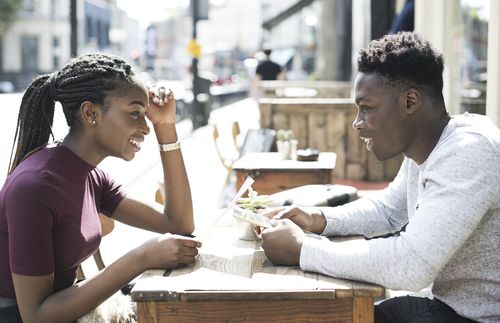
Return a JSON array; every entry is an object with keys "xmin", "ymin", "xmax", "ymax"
[{"xmin": 91, "ymin": 120, "xmax": 96, "ymax": 125}]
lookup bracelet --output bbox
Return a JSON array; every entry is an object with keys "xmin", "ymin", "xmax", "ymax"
[{"xmin": 158, "ymin": 140, "xmax": 180, "ymax": 152}]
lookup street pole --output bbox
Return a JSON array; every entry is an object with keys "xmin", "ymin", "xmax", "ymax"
[
  {"xmin": 70, "ymin": 0, "xmax": 77, "ymax": 57},
  {"xmin": 191, "ymin": 0, "xmax": 202, "ymax": 129}
]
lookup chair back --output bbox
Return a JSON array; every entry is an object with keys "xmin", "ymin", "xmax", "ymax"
[{"xmin": 239, "ymin": 128, "xmax": 276, "ymax": 158}]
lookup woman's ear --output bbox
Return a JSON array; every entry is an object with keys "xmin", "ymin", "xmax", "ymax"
[
  {"xmin": 404, "ymin": 88, "xmax": 421, "ymax": 115},
  {"xmin": 80, "ymin": 101, "xmax": 98, "ymax": 126}
]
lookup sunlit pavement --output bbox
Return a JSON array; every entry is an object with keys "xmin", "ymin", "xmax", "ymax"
[{"xmin": 0, "ymin": 93, "xmax": 260, "ymax": 277}]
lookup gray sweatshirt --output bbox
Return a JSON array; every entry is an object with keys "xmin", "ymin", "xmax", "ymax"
[{"xmin": 300, "ymin": 113, "xmax": 500, "ymax": 322}]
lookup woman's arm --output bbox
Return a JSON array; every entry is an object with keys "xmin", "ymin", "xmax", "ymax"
[
  {"xmin": 112, "ymin": 88, "xmax": 194, "ymax": 235},
  {"xmin": 13, "ymin": 233, "xmax": 200, "ymax": 323}
]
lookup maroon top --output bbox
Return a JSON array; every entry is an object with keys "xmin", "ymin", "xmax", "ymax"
[{"xmin": 0, "ymin": 144, "xmax": 127, "ymax": 299}]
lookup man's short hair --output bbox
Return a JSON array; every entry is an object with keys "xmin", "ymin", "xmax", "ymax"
[
  {"xmin": 357, "ymin": 32, "xmax": 444, "ymax": 100},
  {"xmin": 263, "ymin": 49, "xmax": 272, "ymax": 56}
]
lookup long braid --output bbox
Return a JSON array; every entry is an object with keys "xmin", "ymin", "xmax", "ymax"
[
  {"xmin": 8, "ymin": 53, "xmax": 136, "ymax": 174},
  {"xmin": 8, "ymin": 75, "xmax": 55, "ymax": 174}
]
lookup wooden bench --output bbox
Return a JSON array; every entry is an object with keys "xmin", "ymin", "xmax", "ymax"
[
  {"xmin": 258, "ymin": 80, "xmax": 352, "ymax": 99},
  {"xmin": 258, "ymin": 97, "xmax": 403, "ymax": 181}
]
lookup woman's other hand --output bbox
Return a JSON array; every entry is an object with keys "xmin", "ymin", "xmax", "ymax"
[
  {"xmin": 141, "ymin": 233, "xmax": 202, "ymax": 269},
  {"xmin": 147, "ymin": 86, "xmax": 176, "ymax": 126}
]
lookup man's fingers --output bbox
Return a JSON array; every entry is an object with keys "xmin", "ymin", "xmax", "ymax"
[
  {"xmin": 273, "ymin": 206, "xmax": 294, "ymax": 219},
  {"xmin": 263, "ymin": 207, "xmax": 285, "ymax": 219}
]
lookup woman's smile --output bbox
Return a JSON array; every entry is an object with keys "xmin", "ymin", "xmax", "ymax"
[{"xmin": 129, "ymin": 137, "xmax": 143, "ymax": 152}]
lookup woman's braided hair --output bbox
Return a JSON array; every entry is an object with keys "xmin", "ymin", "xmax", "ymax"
[{"xmin": 8, "ymin": 53, "xmax": 137, "ymax": 174}]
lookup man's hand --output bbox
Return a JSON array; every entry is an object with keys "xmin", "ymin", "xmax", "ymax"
[
  {"xmin": 261, "ymin": 219, "xmax": 305, "ymax": 266},
  {"xmin": 263, "ymin": 206, "xmax": 327, "ymax": 234}
]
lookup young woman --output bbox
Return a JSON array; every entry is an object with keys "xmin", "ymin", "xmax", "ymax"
[{"xmin": 0, "ymin": 53, "xmax": 201, "ymax": 322}]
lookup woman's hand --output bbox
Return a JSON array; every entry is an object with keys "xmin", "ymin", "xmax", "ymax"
[
  {"xmin": 141, "ymin": 233, "xmax": 202, "ymax": 269},
  {"xmin": 146, "ymin": 86, "xmax": 176, "ymax": 126},
  {"xmin": 261, "ymin": 219, "xmax": 305, "ymax": 265},
  {"xmin": 263, "ymin": 206, "xmax": 326, "ymax": 234}
]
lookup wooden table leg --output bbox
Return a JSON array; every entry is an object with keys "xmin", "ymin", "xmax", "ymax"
[
  {"xmin": 353, "ymin": 297, "xmax": 374, "ymax": 323},
  {"xmin": 137, "ymin": 302, "xmax": 158, "ymax": 323}
]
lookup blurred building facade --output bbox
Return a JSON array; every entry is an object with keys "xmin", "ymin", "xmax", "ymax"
[
  {"xmin": 0, "ymin": 0, "xmax": 498, "ymax": 125},
  {"xmin": 0, "ymin": 0, "xmax": 141, "ymax": 91},
  {"xmin": 0, "ymin": 0, "xmax": 71, "ymax": 90}
]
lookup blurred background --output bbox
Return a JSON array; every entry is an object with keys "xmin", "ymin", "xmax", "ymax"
[{"xmin": 0, "ymin": 0, "xmax": 496, "ymax": 128}]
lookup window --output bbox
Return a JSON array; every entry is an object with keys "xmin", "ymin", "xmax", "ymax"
[
  {"xmin": 0, "ymin": 37, "xmax": 3, "ymax": 72},
  {"xmin": 21, "ymin": 35, "xmax": 38, "ymax": 72},
  {"xmin": 50, "ymin": 0, "xmax": 56, "ymax": 18},
  {"xmin": 21, "ymin": 0, "xmax": 35, "ymax": 13},
  {"xmin": 459, "ymin": 0, "xmax": 489, "ymax": 114},
  {"xmin": 53, "ymin": 37, "xmax": 60, "ymax": 69}
]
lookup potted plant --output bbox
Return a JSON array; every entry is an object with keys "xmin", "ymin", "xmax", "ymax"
[
  {"xmin": 234, "ymin": 187, "xmax": 273, "ymax": 240},
  {"xmin": 276, "ymin": 129, "xmax": 298, "ymax": 160}
]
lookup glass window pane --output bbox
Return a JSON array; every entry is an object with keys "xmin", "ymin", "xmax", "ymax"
[{"xmin": 460, "ymin": 0, "xmax": 489, "ymax": 115}]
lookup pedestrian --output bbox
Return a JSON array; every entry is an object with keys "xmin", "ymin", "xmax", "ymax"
[
  {"xmin": 389, "ymin": 0, "xmax": 414, "ymax": 34},
  {"xmin": 0, "ymin": 53, "xmax": 201, "ymax": 322},
  {"xmin": 261, "ymin": 32, "xmax": 499, "ymax": 323},
  {"xmin": 255, "ymin": 48, "xmax": 284, "ymax": 81}
]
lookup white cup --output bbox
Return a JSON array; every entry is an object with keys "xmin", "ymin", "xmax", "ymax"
[{"xmin": 235, "ymin": 219, "xmax": 261, "ymax": 241}]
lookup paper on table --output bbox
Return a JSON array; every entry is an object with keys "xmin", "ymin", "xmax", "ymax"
[{"xmin": 228, "ymin": 176, "xmax": 255, "ymax": 209}]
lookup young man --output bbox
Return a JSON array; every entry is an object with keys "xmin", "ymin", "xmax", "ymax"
[{"xmin": 261, "ymin": 32, "xmax": 499, "ymax": 323}]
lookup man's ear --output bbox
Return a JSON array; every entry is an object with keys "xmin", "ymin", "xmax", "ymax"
[
  {"xmin": 404, "ymin": 88, "xmax": 421, "ymax": 115},
  {"xmin": 80, "ymin": 101, "xmax": 98, "ymax": 126}
]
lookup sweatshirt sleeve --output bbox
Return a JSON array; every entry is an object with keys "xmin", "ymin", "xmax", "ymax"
[
  {"xmin": 320, "ymin": 158, "xmax": 409, "ymax": 238},
  {"xmin": 301, "ymin": 133, "xmax": 500, "ymax": 291}
]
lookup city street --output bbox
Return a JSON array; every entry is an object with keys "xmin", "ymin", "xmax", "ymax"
[{"xmin": 0, "ymin": 92, "xmax": 261, "ymax": 276}]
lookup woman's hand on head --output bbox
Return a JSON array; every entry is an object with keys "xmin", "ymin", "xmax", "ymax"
[
  {"xmin": 141, "ymin": 233, "xmax": 202, "ymax": 269},
  {"xmin": 147, "ymin": 86, "xmax": 177, "ymax": 126}
]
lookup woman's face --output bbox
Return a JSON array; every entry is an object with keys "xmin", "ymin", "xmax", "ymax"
[{"xmin": 93, "ymin": 81, "xmax": 150, "ymax": 162}]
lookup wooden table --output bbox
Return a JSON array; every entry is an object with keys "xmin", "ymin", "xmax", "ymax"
[
  {"xmin": 233, "ymin": 152, "xmax": 337, "ymax": 195},
  {"xmin": 131, "ymin": 214, "xmax": 384, "ymax": 323}
]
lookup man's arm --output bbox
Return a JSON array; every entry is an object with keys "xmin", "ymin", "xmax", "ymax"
[
  {"xmin": 301, "ymin": 134, "xmax": 499, "ymax": 291},
  {"xmin": 320, "ymin": 158, "xmax": 409, "ymax": 238}
]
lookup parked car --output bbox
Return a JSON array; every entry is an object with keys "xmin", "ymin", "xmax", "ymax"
[{"xmin": 0, "ymin": 81, "xmax": 14, "ymax": 93}]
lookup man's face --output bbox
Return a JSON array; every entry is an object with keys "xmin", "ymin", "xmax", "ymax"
[{"xmin": 353, "ymin": 73, "xmax": 413, "ymax": 161}]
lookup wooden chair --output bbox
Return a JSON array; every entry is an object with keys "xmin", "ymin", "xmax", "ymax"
[
  {"xmin": 156, "ymin": 123, "xmax": 277, "ymax": 206},
  {"xmin": 213, "ymin": 123, "xmax": 277, "ymax": 194},
  {"xmin": 155, "ymin": 185, "xmax": 165, "ymax": 205},
  {"xmin": 155, "ymin": 121, "xmax": 242, "ymax": 206},
  {"xmin": 76, "ymin": 214, "xmax": 115, "ymax": 280},
  {"xmin": 231, "ymin": 120, "xmax": 241, "ymax": 151},
  {"xmin": 213, "ymin": 122, "xmax": 241, "ymax": 190}
]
